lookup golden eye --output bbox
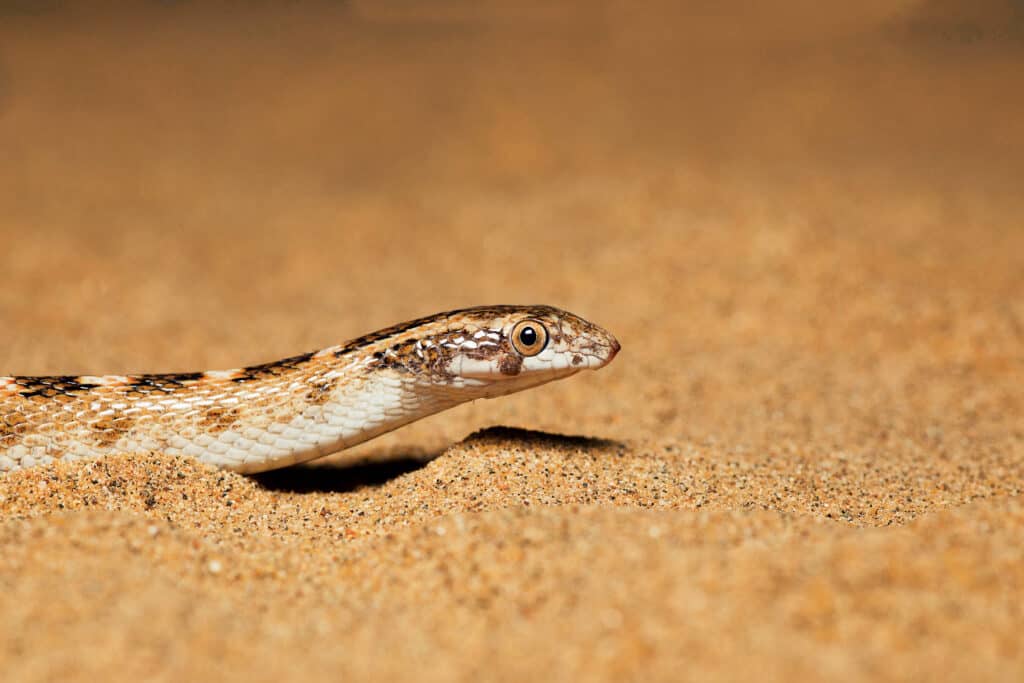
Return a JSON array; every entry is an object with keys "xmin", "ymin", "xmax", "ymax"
[{"xmin": 511, "ymin": 320, "xmax": 548, "ymax": 356}]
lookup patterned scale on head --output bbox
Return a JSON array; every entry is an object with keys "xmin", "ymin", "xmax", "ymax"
[
  {"xmin": 358, "ymin": 305, "xmax": 620, "ymax": 396},
  {"xmin": 0, "ymin": 305, "xmax": 619, "ymax": 474}
]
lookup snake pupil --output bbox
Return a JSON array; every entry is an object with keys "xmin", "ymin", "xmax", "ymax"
[{"xmin": 519, "ymin": 326, "xmax": 537, "ymax": 346}]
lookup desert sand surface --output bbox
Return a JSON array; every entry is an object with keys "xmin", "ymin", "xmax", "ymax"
[{"xmin": 1, "ymin": 2, "xmax": 1023, "ymax": 681}]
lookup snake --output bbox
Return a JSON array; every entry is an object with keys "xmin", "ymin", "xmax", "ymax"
[{"xmin": 0, "ymin": 305, "xmax": 619, "ymax": 474}]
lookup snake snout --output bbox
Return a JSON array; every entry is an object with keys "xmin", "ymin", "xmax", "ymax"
[{"xmin": 607, "ymin": 335, "xmax": 621, "ymax": 359}]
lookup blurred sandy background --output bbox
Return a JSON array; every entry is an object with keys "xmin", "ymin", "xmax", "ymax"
[{"xmin": 0, "ymin": 1, "xmax": 1022, "ymax": 681}]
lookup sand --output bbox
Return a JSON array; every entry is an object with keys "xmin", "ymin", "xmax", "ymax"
[{"xmin": 1, "ymin": 2, "xmax": 1023, "ymax": 681}]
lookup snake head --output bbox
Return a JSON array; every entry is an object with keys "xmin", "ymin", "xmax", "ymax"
[{"xmin": 438, "ymin": 305, "xmax": 620, "ymax": 396}]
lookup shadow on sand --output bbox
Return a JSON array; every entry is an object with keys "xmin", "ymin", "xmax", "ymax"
[
  {"xmin": 251, "ymin": 456, "xmax": 432, "ymax": 494},
  {"xmin": 252, "ymin": 425, "xmax": 621, "ymax": 494}
]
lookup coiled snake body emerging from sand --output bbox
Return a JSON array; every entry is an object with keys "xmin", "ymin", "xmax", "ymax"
[{"xmin": 0, "ymin": 305, "xmax": 619, "ymax": 474}]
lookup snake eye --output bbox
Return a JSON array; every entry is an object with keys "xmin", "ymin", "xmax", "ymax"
[{"xmin": 511, "ymin": 320, "xmax": 548, "ymax": 356}]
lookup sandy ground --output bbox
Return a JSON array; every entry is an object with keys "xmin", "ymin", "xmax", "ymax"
[{"xmin": 1, "ymin": 2, "xmax": 1023, "ymax": 681}]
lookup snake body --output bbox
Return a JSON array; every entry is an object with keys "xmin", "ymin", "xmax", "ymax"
[{"xmin": 0, "ymin": 305, "xmax": 619, "ymax": 473}]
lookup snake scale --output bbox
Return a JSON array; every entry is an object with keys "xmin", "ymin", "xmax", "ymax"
[{"xmin": 0, "ymin": 305, "xmax": 619, "ymax": 473}]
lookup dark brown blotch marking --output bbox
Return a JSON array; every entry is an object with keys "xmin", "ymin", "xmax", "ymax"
[
  {"xmin": 572, "ymin": 354, "xmax": 584, "ymax": 366},
  {"xmin": 333, "ymin": 316, "xmax": 444, "ymax": 358},
  {"xmin": 14, "ymin": 376, "xmax": 100, "ymax": 400},
  {"xmin": 232, "ymin": 352, "xmax": 316, "ymax": 383},
  {"xmin": 126, "ymin": 372, "xmax": 205, "ymax": 394},
  {"xmin": 306, "ymin": 376, "xmax": 338, "ymax": 405},
  {"xmin": 371, "ymin": 333, "xmax": 473, "ymax": 379},
  {"xmin": 499, "ymin": 352, "xmax": 523, "ymax": 376},
  {"xmin": 0, "ymin": 412, "xmax": 25, "ymax": 447},
  {"xmin": 200, "ymin": 405, "xmax": 241, "ymax": 434},
  {"xmin": 158, "ymin": 371, "xmax": 205, "ymax": 382},
  {"xmin": 89, "ymin": 414, "xmax": 135, "ymax": 447}
]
